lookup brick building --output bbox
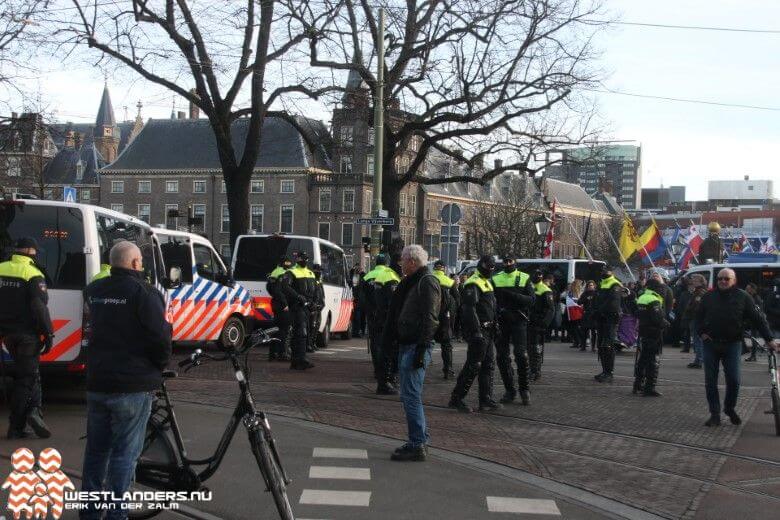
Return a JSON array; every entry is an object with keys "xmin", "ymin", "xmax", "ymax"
[{"xmin": 0, "ymin": 112, "xmax": 56, "ymax": 197}]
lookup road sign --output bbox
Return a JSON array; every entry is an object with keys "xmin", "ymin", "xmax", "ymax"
[
  {"xmin": 440, "ymin": 223, "xmax": 460, "ymax": 267},
  {"xmin": 356, "ymin": 217, "xmax": 395, "ymax": 226},
  {"xmin": 63, "ymin": 186, "xmax": 77, "ymax": 203},
  {"xmin": 378, "ymin": 209, "xmax": 389, "ymax": 218},
  {"xmin": 441, "ymin": 203, "xmax": 462, "ymax": 224}
]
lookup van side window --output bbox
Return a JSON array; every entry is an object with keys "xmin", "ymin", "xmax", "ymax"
[
  {"xmin": 194, "ymin": 243, "xmax": 227, "ymax": 282},
  {"xmin": 319, "ymin": 243, "xmax": 345, "ymax": 286},
  {"xmin": 96, "ymin": 215, "xmax": 156, "ymax": 284},
  {"xmin": 160, "ymin": 240, "xmax": 193, "ymax": 284}
]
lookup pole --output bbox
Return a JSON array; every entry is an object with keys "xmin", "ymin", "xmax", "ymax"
[
  {"xmin": 600, "ymin": 217, "xmax": 636, "ymax": 281},
  {"xmin": 564, "ymin": 215, "xmax": 593, "ymax": 261},
  {"xmin": 370, "ymin": 7, "xmax": 385, "ymax": 259}
]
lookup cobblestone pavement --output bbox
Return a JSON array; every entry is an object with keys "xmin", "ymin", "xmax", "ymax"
[{"xmin": 167, "ymin": 340, "xmax": 780, "ymax": 519}]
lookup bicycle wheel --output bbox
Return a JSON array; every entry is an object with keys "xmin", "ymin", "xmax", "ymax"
[
  {"xmin": 127, "ymin": 420, "xmax": 178, "ymax": 519},
  {"xmin": 772, "ymin": 387, "xmax": 780, "ymax": 437},
  {"xmin": 249, "ymin": 429, "xmax": 295, "ymax": 520}
]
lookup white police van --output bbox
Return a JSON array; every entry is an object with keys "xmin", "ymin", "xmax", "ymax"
[
  {"xmin": 684, "ymin": 261, "xmax": 780, "ymax": 291},
  {"xmin": 458, "ymin": 258, "xmax": 606, "ymax": 292}
]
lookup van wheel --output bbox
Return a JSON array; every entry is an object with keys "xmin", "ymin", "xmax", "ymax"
[
  {"xmin": 220, "ymin": 316, "xmax": 246, "ymax": 350},
  {"xmin": 339, "ymin": 321, "xmax": 353, "ymax": 340},
  {"xmin": 316, "ymin": 316, "xmax": 331, "ymax": 349}
]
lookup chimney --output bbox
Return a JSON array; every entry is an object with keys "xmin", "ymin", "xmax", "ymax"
[
  {"xmin": 11, "ymin": 112, "xmax": 18, "ymax": 120},
  {"xmin": 188, "ymin": 88, "xmax": 200, "ymax": 119},
  {"xmin": 65, "ymin": 130, "xmax": 75, "ymax": 148},
  {"xmin": 177, "ymin": 111, "xmax": 186, "ymax": 119},
  {"xmin": 494, "ymin": 159, "xmax": 503, "ymax": 170}
]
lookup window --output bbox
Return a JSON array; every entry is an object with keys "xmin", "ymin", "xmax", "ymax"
[
  {"xmin": 365, "ymin": 189, "xmax": 372, "ymax": 214},
  {"xmin": 250, "ymin": 204, "xmax": 264, "ymax": 232},
  {"xmin": 138, "ymin": 180, "xmax": 151, "ymax": 193},
  {"xmin": 319, "ymin": 188, "xmax": 332, "ymax": 212},
  {"xmin": 343, "ymin": 188, "xmax": 355, "ymax": 212},
  {"xmin": 220, "ymin": 245, "xmax": 231, "ymax": 258},
  {"xmin": 340, "ymin": 125, "xmax": 353, "ymax": 145},
  {"xmin": 400, "ymin": 193, "xmax": 407, "ymax": 215},
  {"xmin": 76, "ymin": 161, "xmax": 84, "ymax": 181},
  {"xmin": 43, "ymin": 189, "xmax": 53, "ymax": 200},
  {"xmin": 111, "ymin": 181, "xmax": 124, "ymax": 194},
  {"xmin": 192, "ymin": 204, "xmax": 206, "ymax": 232},
  {"xmin": 251, "ymin": 179, "xmax": 264, "ymax": 193},
  {"xmin": 221, "ymin": 205, "xmax": 230, "ymax": 232},
  {"xmin": 280, "ymin": 179, "xmax": 295, "ymax": 193},
  {"xmin": 194, "ymin": 243, "xmax": 227, "ymax": 282},
  {"xmin": 340, "ymin": 156, "xmax": 352, "ymax": 175},
  {"xmin": 748, "ymin": 185, "xmax": 754, "ymax": 191},
  {"xmin": 111, "ymin": 204, "xmax": 124, "ymax": 213},
  {"xmin": 165, "ymin": 204, "xmax": 179, "ymax": 229},
  {"xmin": 81, "ymin": 189, "xmax": 91, "ymax": 201},
  {"xmin": 318, "ymin": 222, "xmax": 330, "ymax": 241},
  {"xmin": 165, "ymin": 180, "xmax": 179, "ymax": 193},
  {"xmin": 366, "ymin": 155, "xmax": 374, "ymax": 176},
  {"xmin": 342, "ymin": 223, "xmax": 353, "ymax": 246},
  {"xmin": 221, "ymin": 181, "xmax": 227, "ymax": 193},
  {"xmin": 410, "ymin": 195, "xmax": 417, "ymax": 216},
  {"xmin": 193, "ymin": 180, "xmax": 206, "ymax": 193},
  {"xmin": 280, "ymin": 204, "xmax": 294, "ymax": 233},
  {"xmin": 367, "ymin": 129, "xmax": 374, "ymax": 146},
  {"xmin": 6, "ymin": 157, "xmax": 20, "ymax": 177},
  {"xmin": 319, "ymin": 242, "xmax": 346, "ymax": 286},
  {"xmin": 137, "ymin": 204, "xmax": 150, "ymax": 223}
]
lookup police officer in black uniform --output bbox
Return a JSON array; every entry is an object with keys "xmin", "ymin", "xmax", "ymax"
[
  {"xmin": 0, "ymin": 237, "xmax": 54, "ymax": 439},
  {"xmin": 529, "ymin": 271, "xmax": 555, "ymax": 381},
  {"xmin": 267, "ymin": 257, "xmax": 295, "ymax": 361},
  {"xmin": 594, "ymin": 266, "xmax": 625, "ymax": 383},
  {"xmin": 287, "ymin": 252, "xmax": 316, "ymax": 370},
  {"xmin": 492, "ymin": 257, "xmax": 535, "ymax": 405},
  {"xmin": 633, "ymin": 278, "xmax": 670, "ymax": 396},
  {"xmin": 308, "ymin": 264, "xmax": 326, "ymax": 352},
  {"xmin": 449, "ymin": 255, "xmax": 501, "ymax": 413},
  {"xmin": 432, "ymin": 260, "xmax": 458, "ymax": 379}
]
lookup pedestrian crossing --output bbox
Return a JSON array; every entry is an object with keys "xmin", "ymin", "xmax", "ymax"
[{"xmin": 486, "ymin": 496, "xmax": 561, "ymax": 515}]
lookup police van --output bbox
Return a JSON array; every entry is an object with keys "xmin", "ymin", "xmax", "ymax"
[
  {"xmin": 231, "ymin": 233, "xmax": 353, "ymax": 347},
  {"xmin": 458, "ymin": 258, "xmax": 606, "ymax": 292},
  {"xmin": 153, "ymin": 229, "xmax": 255, "ymax": 349},
  {"xmin": 684, "ymin": 261, "xmax": 780, "ymax": 291}
]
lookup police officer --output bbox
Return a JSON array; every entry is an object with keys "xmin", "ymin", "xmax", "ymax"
[
  {"xmin": 594, "ymin": 266, "xmax": 624, "ymax": 383},
  {"xmin": 267, "ymin": 257, "xmax": 295, "ymax": 361},
  {"xmin": 287, "ymin": 252, "xmax": 316, "ymax": 370},
  {"xmin": 492, "ymin": 257, "xmax": 535, "ymax": 404},
  {"xmin": 372, "ymin": 257, "xmax": 401, "ymax": 394},
  {"xmin": 0, "ymin": 237, "xmax": 53, "ymax": 439},
  {"xmin": 528, "ymin": 271, "xmax": 555, "ymax": 381},
  {"xmin": 363, "ymin": 254, "xmax": 398, "ymax": 383},
  {"xmin": 308, "ymin": 264, "xmax": 326, "ymax": 352},
  {"xmin": 633, "ymin": 278, "xmax": 670, "ymax": 396},
  {"xmin": 432, "ymin": 260, "xmax": 458, "ymax": 379},
  {"xmin": 449, "ymin": 255, "xmax": 501, "ymax": 413},
  {"xmin": 91, "ymin": 250, "xmax": 112, "ymax": 282}
]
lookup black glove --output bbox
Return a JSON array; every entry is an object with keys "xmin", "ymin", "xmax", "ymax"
[
  {"xmin": 413, "ymin": 344, "xmax": 427, "ymax": 369},
  {"xmin": 40, "ymin": 335, "xmax": 54, "ymax": 355}
]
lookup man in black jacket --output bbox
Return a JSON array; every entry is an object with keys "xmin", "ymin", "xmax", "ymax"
[
  {"xmin": 594, "ymin": 266, "xmax": 624, "ymax": 383},
  {"xmin": 529, "ymin": 271, "xmax": 556, "ymax": 381},
  {"xmin": 382, "ymin": 245, "xmax": 440, "ymax": 462},
  {"xmin": 81, "ymin": 241, "xmax": 172, "ymax": 517},
  {"xmin": 634, "ymin": 279, "xmax": 670, "ymax": 396},
  {"xmin": 267, "ymin": 257, "xmax": 295, "ymax": 361},
  {"xmin": 696, "ymin": 268, "xmax": 777, "ymax": 427}
]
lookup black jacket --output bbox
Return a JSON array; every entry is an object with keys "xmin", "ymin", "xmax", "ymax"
[
  {"xmin": 383, "ymin": 267, "xmax": 441, "ymax": 346},
  {"xmin": 85, "ymin": 267, "xmax": 172, "ymax": 393},
  {"xmin": 696, "ymin": 286, "xmax": 772, "ymax": 343},
  {"xmin": 595, "ymin": 277, "xmax": 624, "ymax": 318},
  {"xmin": 530, "ymin": 285, "xmax": 555, "ymax": 328},
  {"xmin": 459, "ymin": 274, "xmax": 497, "ymax": 339},
  {"xmin": 637, "ymin": 290, "xmax": 669, "ymax": 337},
  {"xmin": 578, "ymin": 289, "xmax": 598, "ymax": 328},
  {"xmin": 765, "ymin": 282, "xmax": 780, "ymax": 330},
  {"xmin": 0, "ymin": 254, "xmax": 53, "ymax": 338}
]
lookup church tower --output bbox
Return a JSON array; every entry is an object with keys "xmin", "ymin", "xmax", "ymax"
[{"xmin": 93, "ymin": 84, "xmax": 120, "ymax": 163}]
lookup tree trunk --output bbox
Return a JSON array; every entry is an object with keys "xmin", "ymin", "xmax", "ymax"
[{"xmin": 225, "ymin": 164, "xmax": 251, "ymax": 248}]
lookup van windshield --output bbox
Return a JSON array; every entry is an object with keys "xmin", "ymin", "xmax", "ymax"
[
  {"xmin": 0, "ymin": 203, "xmax": 86, "ymax": 289},
  {"xmin": 234, "ymin": 236, "xmax": 315, "ymax": 281},
  {"xmin": 574, "ymin": 261, "xmax": 606, "ymax": 284}
]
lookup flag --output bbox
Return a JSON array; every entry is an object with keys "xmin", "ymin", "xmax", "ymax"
[
  {"xmin": 638, "ymin": 221, "xmax": 665, "ymax": 265},
  {"xmin": 678, "ymin": 224, "xmax": 703, "ymax": 270},
  {"xmin": 566, "ymin": 295, "xmax": 584, "ymax": 321},
  {"xmin": 543, "ymin": 199, "xmax": 556, "ymax": 259},
  {"xmin": 740, "ymin": 233, "xmax": 754, "ymax": 253},
  {"xmin": 618, "ymin": 214, "xmax": 642, "ymax": 260},
  {"xmin": 579, "ymin": 213, "xmax": 592, "ymax": 259},
  {"xmin": 760, "ymin": 235, "xmax": 776, "ymax": 253}
]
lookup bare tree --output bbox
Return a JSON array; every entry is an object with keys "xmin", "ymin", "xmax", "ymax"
[
  {"xmin": 0, "ymin": 0, "xmax": 48, "ymax": 105},
  {"xmin": 51, "ymin": 0, "xmax": 339, "ymax": 244},
  {"xmin": 307, "ymin": 0, "xmax": 606, "ymax": 223}
]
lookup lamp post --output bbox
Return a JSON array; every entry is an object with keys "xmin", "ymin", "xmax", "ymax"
[{"xmin": 534, "ymin": 213, "xmax": 552, "ymax": 257}]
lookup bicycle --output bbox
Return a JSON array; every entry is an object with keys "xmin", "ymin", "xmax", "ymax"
[
  {"xmin": 757, "ymin": 341, "xmax": 780, "ymax": 436},
  {"xmin": 128, "ymin": 326, "xmax": 295, "ymax": 519}
]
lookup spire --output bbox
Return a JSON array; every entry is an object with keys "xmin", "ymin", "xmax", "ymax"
[
  {"xmin": 95, "ymin": 84, "xmax": 117, "ymax": 128},
  {"xmin": 344, "ymin": 49, "xmax": 366, "ymax": 93}
]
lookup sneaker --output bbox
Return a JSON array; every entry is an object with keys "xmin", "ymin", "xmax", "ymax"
[
  {"xmin": 376, "ymin": 382, "xmax": 398, "ymax": 395},
  {"xmin": 393, "ymin": 443, "xmax": 412, "ymax": 454},
  {"xmin": 725, "ymin": 410, "xmax": 742, "ymax": 425},
  {"xmin": 27, "ymin": 409, "xmax": 51, "ymax": 439},
  {"xmin": 519, "ymin": 390, "xmax": 531, "ymax": 406},
  {"xmin": 390, "ymin": 445, "xmax": 427, "ymax": 462},
  {"xmin": 594, "ymin": 372, "xmax": 606, "ymax": 382},
  {"xmin": 478, "ymin": 399, "xmax": 503, "ymax": 412},
  {"xmin": 704, "ymin": 414, "xmax": 721, "ymax": 427},
  {"xmin": 499, "ymin": 392, "xmax": 516, "ymax": 404},
  {"xmin": 448, "ymin": 397, "xmax": 472, "ymax": 413}
]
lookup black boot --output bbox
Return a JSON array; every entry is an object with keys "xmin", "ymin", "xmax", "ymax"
[
  {"xmin": 376, "ymin": 381, "xmax": 398, "ymax": 395},
  {"xmin": 519, "ymin": 390, "xmax": 530, "ymax": 406},
  {"xmin": 643, "ymin": 352, "xmax": 661, "ymax": 396},
  {"xmin": 27, "ymin": 408, "xmax": 51, "ymax": 439},
  {"xmin": 499, "ymin": 391, "xmax": 516, "ymax": 404},
  {"xmin": 478, "ymin": 399, "xmax": 503, "ymax": 412},
  {"xmin": 603, "ymin": 348, "xmax": 615, "ymax": 383},
  {"xmin": 448, "ymin": 396, "xmax": 472, "ymax": 413},
  {"xmin": 632, "ymin": 379, "xmax": 642, "ymax": 394},
  {"xmin": 594, "ymin": 348, "xmax": 608, "ymax": 382}
]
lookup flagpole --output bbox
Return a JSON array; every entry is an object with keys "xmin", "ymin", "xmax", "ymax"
[
  {"xmin": 579, "ymin": 212, "xmax": 592, "ymax": 259},
  {"xmin": 601, "ymin": 217, "xmax": 637, "ymax": 281},
  {"xmin": 688, "ymin": 219, "xmax": 702, "ymax": 264},
  {"xmin": 565, "ymin": 215, "xmax": 593, "ymax": 261}
]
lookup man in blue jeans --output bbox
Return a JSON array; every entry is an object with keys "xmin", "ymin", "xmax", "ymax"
[
  {"xmin": 696, "ymin": 268, "xmax": 777, "ymax": 427},
  {"xmin": 81, "ymin": 241, "xmax": 172, "ymax": 518},
  {"xmin": 381, "ymin": 245, "xmax": 440, "ymax": 461}
]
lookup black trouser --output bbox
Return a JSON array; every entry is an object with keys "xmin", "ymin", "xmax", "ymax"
[
  {"xmin": 597, "ymin": 316, "xmax": 619, "ymax": 374},
  {"xmin": 528, "ymin": 325, "xmax": 546, "ymax": 376},
  {"xmin": 436, "ymin": 317, "xmax": 453, "ymax": 375},
  {"xmin": 352, "ymin": 305, "xmax": 366, "ymax": 337},
  {"xmin": 452, "ymin": 328, "xmax": 496, "ymax": 403},
  {"xmin": 635, "ymin": 335, "xmax": 662, "ymax": 390},
  {"xmin": 568, "ymin": 320, "xmax": 585, "ymax": 347},
  {"xmin": 271, "ymin": 305, "xmax": 291, "ymax": 357},
  {"xmin": 308, "ymin": 308, "xmax": 322, "ymax": 351},
  {"xmin": 290, "ymin": 306, "xmax": 309, "ymax": 363},
  {"xmin": 5, "ymin": 334, "xmax": 42, "ymax": 432},
  {"xmin": 495, "ymin": 315, "xmax": 530, "ymax": 395}
]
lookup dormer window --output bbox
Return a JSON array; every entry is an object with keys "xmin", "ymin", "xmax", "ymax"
[{"xmin": 76, "ymin": 160, "xmax": 84, "ymax": 181}]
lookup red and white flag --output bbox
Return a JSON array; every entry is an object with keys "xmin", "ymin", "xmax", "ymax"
[
  {"xmin": 543, "ymin": 199, "xmax": 556, "ymax": 259},
  {"xmin": 566, "ymin": 295, "xmax": 584, "ymax": 321}
]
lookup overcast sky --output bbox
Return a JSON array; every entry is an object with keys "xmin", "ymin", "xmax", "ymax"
[{"xmin": 16, "ymin": 0, "xmax": 780, "ymax": 201}]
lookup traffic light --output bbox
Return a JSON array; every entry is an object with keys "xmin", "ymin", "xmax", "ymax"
[{"xmin": 362, "ymin": 236, "xmax": 371, "ymax": 252}]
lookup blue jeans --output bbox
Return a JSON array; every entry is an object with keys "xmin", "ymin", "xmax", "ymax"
[
  {"xmin": 702, "ymin": 341, "xmax": 741, "ymax": 416},
  {"xmin": 690, "ymin": 322, "xmax": 703, "ymax": 364},
  {"xmin": 81, "ymin": 392, "xmax": 153, "ymax": 520},
  {"xmin": 398, "ymin": 343, "xmax": 433, "ymax": 448}
]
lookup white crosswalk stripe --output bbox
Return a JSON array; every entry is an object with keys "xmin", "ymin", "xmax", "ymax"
[
  {"xmin": 309, "ymin": 466, "xmax": 371, "ymax": 480},
  {"xmin": 486, "ymin": 497, "xmax": 561, "ymax": 515},
  {"xmin": 300, "ymin": 490, "xmax": 371, "ymax": 507},
  {"xmin": 313, "ymin": 447, "xmax": 368, "ymax": 459}
]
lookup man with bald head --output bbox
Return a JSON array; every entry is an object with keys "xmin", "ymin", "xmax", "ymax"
[
  {"xmin": 696, "ymin": 268, "xmax": 777, "ymax": 427},
  {"xmin": 81, "ymin": 240, "xmax": 172, "ymax": 517}
]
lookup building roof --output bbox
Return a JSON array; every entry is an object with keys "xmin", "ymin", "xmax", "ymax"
[
  {"xmin": 593, "ymin": 192, "xmax": 622, "ymax": 215},
  {"xmin": 42, "ymin": 143, "xmax": 105, "ymax": 186},
  {"xmin": 50, "ymin": 121, "xmax": 138, "ymax": 155},
  {"xmin": 103, "ymin": 116, "xmax": 331, "ymax": 172},
  {"xmin": 543, "ymin": 178, "xmax": 602, "ymax": 212},
  {"xmin": 95, "ymin": 85, "xmax": 118, "ymax": 129}
]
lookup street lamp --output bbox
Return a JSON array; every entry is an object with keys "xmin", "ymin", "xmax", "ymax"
[{"xmin": 534, "ymin": 213, "xmax": 553, "ymax": 257}]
